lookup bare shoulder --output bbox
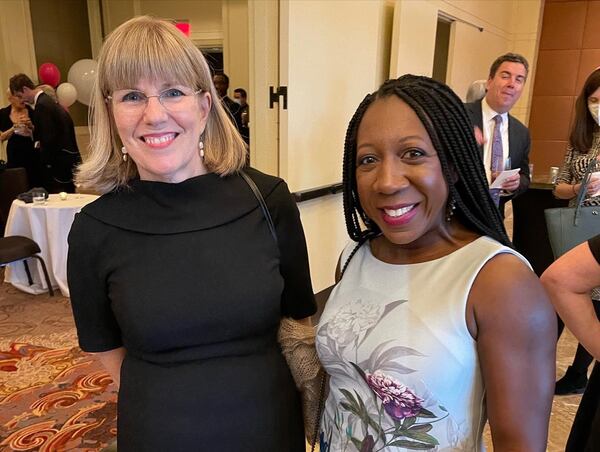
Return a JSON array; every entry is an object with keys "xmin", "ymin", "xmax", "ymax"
[{"xmin": 467, "ymin": 252, "xmax": 554, "ymax": 338}]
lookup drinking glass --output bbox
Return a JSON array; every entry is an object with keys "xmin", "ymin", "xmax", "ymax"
[
  {"xmin": 491, "ymin": 157, "xmax": 512, "ymax": 196},
  {"xmin": 32, "ymin": 190, "xmax": 46, "ymax": 205}
]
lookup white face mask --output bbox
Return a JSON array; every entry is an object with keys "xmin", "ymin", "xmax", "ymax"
[
  {"xmin": 588, "ymin": 102, "xmax": 600, "ymax": 125},
  {"xmin": 233, "ymin": 98, "xmax": 242, "ymax": 105}
]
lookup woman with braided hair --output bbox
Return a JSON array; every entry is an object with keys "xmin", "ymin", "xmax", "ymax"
[{"xmin": 315, "ymin": 75, "xmax": 555, "ymax": 451}]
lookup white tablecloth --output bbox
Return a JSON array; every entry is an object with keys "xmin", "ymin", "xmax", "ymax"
[{"xmin": 3, "ymin": 193, "xmax": 98, "ymax": 297}]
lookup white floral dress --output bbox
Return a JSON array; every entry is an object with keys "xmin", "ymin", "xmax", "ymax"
[{"xmin": 316, "ymin": 236, "xmax": 528, "ymax": 451}]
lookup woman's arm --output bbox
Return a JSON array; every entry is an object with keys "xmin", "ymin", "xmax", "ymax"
[
  {"xmin": 554, "ymin": 146, "xmax": 577, "ymax": 199},
  {"xmin": 468, "ymin": 253, "xmax": 556, "ymax": 451},
  {"xmin": 554, "ymin": 181, "xmax": 581, "ymax": 199},
  {"xmin": 93, "ymin": 347, "xmax": 126, "ymax": 388},
  {"xmin": 541, "ymin": 241, "xmax": 600, "ymax": 360},
  {"xmin": 0, "ymin": 126, "xmax": 14, "ymax": 142}
]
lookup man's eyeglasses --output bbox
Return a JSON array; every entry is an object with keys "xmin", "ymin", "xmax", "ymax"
[{"xmin": 107, "ymin": 87, "xmax": 203, "ymax": 113}]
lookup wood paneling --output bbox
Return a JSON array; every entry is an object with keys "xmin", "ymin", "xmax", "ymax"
[
  {"xmin": 529, "ymin": 0, "xmax": 599, "ymax": 172},
  {"xmin": 582, "ymin": 1, "xmax": 600, "ymax": 48},
  {"xmin": 531, "ymin": 140, "xmax": 569, "ymax": 170},
  {"xmin": 529, "ymin": 96, "xmax": 575, "ymax": 141},
  {"xmin": 539, "ymin": 2, "xmax": 587, "ymax": 50},
  {"xmin": 533, "ymin": 49, "xmax": 581, "ymax": 95}
]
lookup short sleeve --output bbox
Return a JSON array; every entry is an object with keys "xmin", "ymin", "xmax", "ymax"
[
  {"xmin": 67, "ymin": 212, "xmax": 123, "ymax": 352},
  {"xmin": 588, "ymin": 234, "xmax": 600, "ymax": 265},
  {"xmin": 265, "ymin": 181, "xmax": 317, "ymax": 319}
]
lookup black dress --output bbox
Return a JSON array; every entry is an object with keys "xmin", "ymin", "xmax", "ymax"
[
  {"xmin": 0, "ymin": 105, "xmax": 40, "ymax": 187},
  {"xmin": 565, "ymin": 234, "xmax": 600, "ymax": 452},
  {"xmin": 67, "ymin": 168, "xmax": 316, "ymax": 451}
]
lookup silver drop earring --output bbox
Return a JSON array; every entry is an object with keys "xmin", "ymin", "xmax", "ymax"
[
  {"xmin": 446, "ymin": 196, "xmax": 456, "ymax": 222},
  {"xmin": 121, "ymin": 146, "xmax": 128, "ymax": 162},
  {"xmin": 199, "ymin": 141, "xmax": 205, "ymax": 158}
]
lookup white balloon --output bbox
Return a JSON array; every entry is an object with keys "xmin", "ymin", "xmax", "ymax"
[
  {"xmin": 56, "ymin": 82, "xmax": 78, "ymax": 108},
  {"xmin": 67, "ymin": 59, "xmax": 98, "ymax": 106}
]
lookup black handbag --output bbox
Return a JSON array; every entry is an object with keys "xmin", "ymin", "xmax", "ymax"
[{"xmin": 545, "ymin": 155, "xmax": 600, "ymax": 258}]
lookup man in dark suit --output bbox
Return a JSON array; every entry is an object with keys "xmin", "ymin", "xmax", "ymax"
[
  {"xmin": 213, "ymin": 72, "xmax": 243, "ymax": 133},
  {"xmin": 464, "ymin": 53, "xmax": 531, "ymax": 215},
  {"xmin": 9, "ymin": 73, "xmax": 81, "ymax": 193}
]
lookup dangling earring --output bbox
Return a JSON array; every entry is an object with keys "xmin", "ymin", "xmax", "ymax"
[
  {"xmin": 121, "ymin": 146, "xmax": 128, "ymax": 162},
  {"xmin": 199, "ymin": 141, "xmax": 205, "ymax": 158},
  {"xmin": 445, "ymin": 196, "xmax": 456, "ymax": 222},
  {"xmin": 363, "ymin": 216, "xmax": 372, "ymax": 228}
]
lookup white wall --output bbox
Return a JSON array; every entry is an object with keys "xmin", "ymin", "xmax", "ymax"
[
  {"xmin": 390, "ymin": 0, "xmax": 542, "ymax": 124},
  {"xmin": 298, "ymin": 194, "xmax": 346, "ymax": 292},
  {"xmin": 0, "ymin": 1, "xmax": 37, "ymax": 106},
  {"xmin": 222, "ymin": 1, "xmax": 249, "ymax": 96},
  {"xmin": 277, "ymin": 0, "xmax": 394, "ymax": 292},
  {"xmin": 0, "ymin": 0, "xmax": 37, "ymax": 161},
  {"xmin": 281, "ymin": 0, "xmax": 392, "ymax": 192}
]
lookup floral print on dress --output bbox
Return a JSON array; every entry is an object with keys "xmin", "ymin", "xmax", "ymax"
[{"xmin": 318, "ymin": 297, "xmax": 456, "ymax": 451}]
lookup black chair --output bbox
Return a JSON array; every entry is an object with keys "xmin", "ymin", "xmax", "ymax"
[
  {"xmin": 0, "ymin": 168, "xmax": 29, "ymax": 235},
  {"xmin": 0, "ymin": 236, "xmax": 54, "ymax": 296}
]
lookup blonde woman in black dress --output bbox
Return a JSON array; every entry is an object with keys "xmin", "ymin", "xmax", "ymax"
[{"xmin": 67, "ymin": 16, "xmax": 316, "ymax": 451}]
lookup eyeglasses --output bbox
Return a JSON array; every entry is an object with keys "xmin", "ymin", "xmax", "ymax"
[{"xmin": 107, "ymin": 87, "xmax": 203, "ymax": 113}]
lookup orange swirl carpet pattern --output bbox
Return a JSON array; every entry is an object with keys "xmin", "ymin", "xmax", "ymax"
[{"xmin": 0, "ymin": 270, "xmax": 117, "ymax": 451}]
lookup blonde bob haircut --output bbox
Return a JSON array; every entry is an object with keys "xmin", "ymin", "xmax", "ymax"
[{"xmin": 77, "ymin": 15, "xmax": 247, "ymax": 193}]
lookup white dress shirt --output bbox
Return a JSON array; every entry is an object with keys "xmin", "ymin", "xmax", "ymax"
[
  {"xmin": 32, "ymin": 90, "xmax": 43, "ymax": 109},
  {"xmin": 481, "ymin": 98, "xmax": 509, "ymax": 183}
]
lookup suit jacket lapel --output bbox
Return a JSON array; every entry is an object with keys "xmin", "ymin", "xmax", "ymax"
[
  {"xmin": 508, "ymin": 114, "xmax": 518, "ymax": 163},
  {"xmin": 474, "ymin": 100, "xmax": 484, "ymax": 157}
]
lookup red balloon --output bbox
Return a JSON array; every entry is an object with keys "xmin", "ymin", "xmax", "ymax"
[
  {"xmin": 174, "ymin": 21, "xmax": 190, "ymax": 37},
  {"xmin": 38, "ymin": 63, "xmax": 61, "ymax": 88}
]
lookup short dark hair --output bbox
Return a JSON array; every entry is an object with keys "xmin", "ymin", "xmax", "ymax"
[
  {"xmin": 343, "ymin": 75, "xmax": 510, "ymax": 248},
  {"xmin": 214, "ymin": 72, "xmax": 229, "ymax": 85},
  {"xmin": 570, "ymin": 68, "xmax": 600, "ymax": 153},
  {"xmin": 234, "ymin": 88, "xmax": 247, "ymax": 98},
  {"xmin": 488, "ymin": 53, "xmax": 529, "ymax": 79},
  {"xmin": 9, "ymin": 73, "xmax": 35, "ymax": 94}
]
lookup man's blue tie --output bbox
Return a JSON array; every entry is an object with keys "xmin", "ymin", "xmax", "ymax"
[{"xmin": 490, "ymin": 114, "xmax": 503, "ymax": 206}]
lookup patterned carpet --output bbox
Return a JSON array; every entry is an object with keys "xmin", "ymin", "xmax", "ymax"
[{"xmin": 0, "ymin": 269, "xmax": 117, "ymax": 451}]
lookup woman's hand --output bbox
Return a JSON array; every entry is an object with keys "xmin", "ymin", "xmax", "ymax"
[
  {"xmin": 93, "ymin": 347, "xmax": 126, "ymax": 389},
  {"xmin": 468, "ymin": 253, "xmax": 555, "ymax": 451},
  {"xmin": 587, "ymin": 174, "xmax": 600, "ymax": 197}
]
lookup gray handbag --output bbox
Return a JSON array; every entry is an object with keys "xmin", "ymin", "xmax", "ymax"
[{"xmin": 545, "ymin": 155, "xmax": 600, "ymax": 258}]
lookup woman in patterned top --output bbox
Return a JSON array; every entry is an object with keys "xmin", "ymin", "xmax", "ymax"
[{"xmin": 553, "ymin": 68, "xmax": 600, "ymax": 396}]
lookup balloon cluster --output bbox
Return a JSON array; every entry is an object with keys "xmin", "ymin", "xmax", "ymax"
[{"xmin": 37, "ymin": 59, "xmax": 98, "ymax": 109}]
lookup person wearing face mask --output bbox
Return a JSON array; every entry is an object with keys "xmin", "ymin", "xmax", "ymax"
[{"xmin": 553, "ymin": 68, "xmax": 600, "ymax": 396}]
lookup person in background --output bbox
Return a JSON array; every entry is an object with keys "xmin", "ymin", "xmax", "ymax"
[
  {"xmin": 67, "ymin": 16, "xmax": 316, "ymax": 451},
  {"xmin": 465, "ymin": 53, "xmax": 531, "ymax": 214},
  {"xmin": 465, "ymin": 79, "xmax": 487, "ymax": 103},
  {"xmin": 9, "ymin": 74, "xmax": 81, "ymax": 193},
  {"xmin": 316, "ymin": 75, "xmax": 555, "ymax": 451},
  {"xmin": 552, "ymin": 68, "xmax": 600, "ymax": 395},
  {"xmin": 234, "ymin": 87, "xmax": 249, "ymax": 145},
  {"xmin": 37, "ymin": 84, "xmax": 58, "ymax": 103},
  {"xmin": 541, "ymin": 236, "xmax": 600, "ymax": 451},
  {"xmin": 213, "ymin": 72, "xmax": 243, "ymax": 133},
  {"xmin": 0, "ymin": 89, "xmax": 40, "ymax": 187}
]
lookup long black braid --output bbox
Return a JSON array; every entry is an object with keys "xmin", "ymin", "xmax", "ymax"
[{"xmin": 342, "ymin": 74, "xmax": 511, "ymax": 251}]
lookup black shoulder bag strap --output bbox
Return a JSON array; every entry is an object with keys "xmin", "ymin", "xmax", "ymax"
[{"xmin": 239, "ymin": 170, "xmax": 278, "ymax": 244}]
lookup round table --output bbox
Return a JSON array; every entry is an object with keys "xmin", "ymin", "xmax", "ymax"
[{"xmin": 3, "ymin": 193, "xmax": 98, "ymax": 297}]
